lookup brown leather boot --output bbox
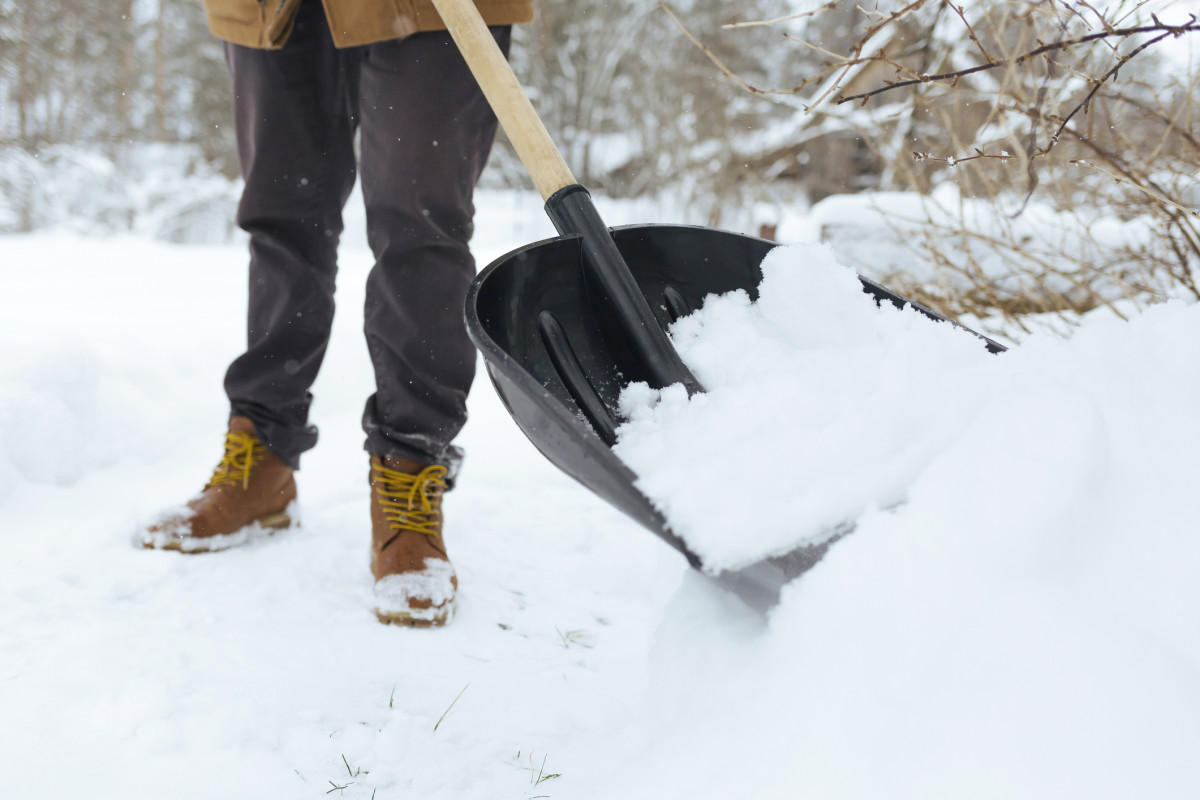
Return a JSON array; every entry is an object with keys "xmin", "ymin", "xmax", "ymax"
[
  {"xmin": 369, "ymin": 454, "xmax": 456, "ymax": 627},
  {"xmin": 140, "ymin": 416, "xmax": 298, "ymax": 553}
]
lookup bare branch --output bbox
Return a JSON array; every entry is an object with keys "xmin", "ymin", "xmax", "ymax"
[
  {"xmin": 668, "ymin": 0, "xmax": 1200, "ymax": 322},
  {"xmin": 837, "ymin": 21, "xmax": 1200, "ymax": 105},
  {"xmin": 1040, "ymin": 30, "xmax": 1176, "ymax": 154},
  {"xmin": 796, "ymin": 0, "xmax": 931, "ymax": 112},
  {"xmin": 1075, "ymin": 0, "xmax": 1117, "ymax": 34},
  {"xmin": 1070, "ymin": 160, "xmax": 1200, "ymax": 218},
  {"xmin": 657, "ymin": 1, "xmax": 797, "ymax": 97},
  {"xmin": 950, "ymin": 2, "xmax": 995, "ymax": 63},
  {"xmin": 723, "ymin": 2, "xmax": 838, "ymax": 30},
  {"xmin": 1101, "ymin": 90, "xmax": 1200, "ymax": 153},
  {"xmin": 913, "ymin": 149, "xmax": 1015, "ymax": 166}
]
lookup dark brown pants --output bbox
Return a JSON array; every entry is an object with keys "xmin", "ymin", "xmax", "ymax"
[{"xmin": 223, "ymin": 0, "xmax": 509, "ymax": 471}]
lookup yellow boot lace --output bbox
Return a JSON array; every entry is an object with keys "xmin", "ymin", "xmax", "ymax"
[
  {"xmin": 205, "ymin": 431, "xmax": 267, "ymax": 490},
  {"xmin": 373, "ymin": 463, "xmax": 449, "ymax": 539}
]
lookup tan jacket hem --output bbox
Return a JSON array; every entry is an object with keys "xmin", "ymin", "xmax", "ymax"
[{"xmin": 206, "ymin": 0, "xmax": 532, "ymax": 50}]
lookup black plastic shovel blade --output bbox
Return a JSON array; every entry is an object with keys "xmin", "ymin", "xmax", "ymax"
[{"xmin": 466, "ymin": 224, "xmax": 1002, "ymax": 612}]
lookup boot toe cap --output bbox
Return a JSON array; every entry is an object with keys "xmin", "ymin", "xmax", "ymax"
[
  {"xmin": 138, "ymin": 506, "xmax": 194, "ymax": 550},
  {"xmin": 373, "ymin": 558, "xmax": 457, "ymax": 626}
]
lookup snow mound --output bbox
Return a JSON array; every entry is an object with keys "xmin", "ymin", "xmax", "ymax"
[
  {"xmin": 614, "ymin": 243, "xmax": 995, "ymax": 569},
  {"xmin": 601, "ymin": 243, "xmax": 1200, "ymax": 799}
]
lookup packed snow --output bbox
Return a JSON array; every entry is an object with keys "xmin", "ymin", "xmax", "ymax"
[{"xmin": 2, "ymin": 188, "xmax": 1199, "ymax": 799}]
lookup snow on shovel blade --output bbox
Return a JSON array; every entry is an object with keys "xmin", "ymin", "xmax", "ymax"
[{"xmin": 465, "ymin": 224, "xmax": 1005, "ymax": 613}]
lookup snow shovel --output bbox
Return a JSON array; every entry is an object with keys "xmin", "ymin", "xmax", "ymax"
[{"xmin": 434, "ymin": 0, "xmax": 1007, "ymax": 611}]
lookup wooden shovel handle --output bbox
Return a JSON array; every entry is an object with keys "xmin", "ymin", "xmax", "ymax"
[{"xmin": 431, "ymin": 0, "xmax": 576, "ymax": 200}]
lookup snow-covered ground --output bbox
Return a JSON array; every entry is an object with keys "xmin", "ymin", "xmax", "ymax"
[{"xmin": 2, "ymin": 189, "xmax": 1199, "ymax": 799}]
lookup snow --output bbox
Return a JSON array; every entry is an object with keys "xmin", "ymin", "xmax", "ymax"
[
  {"xmin": 137, "ymin": 500, "xmax": 300, "ymax": 553},
  {"xmin": 805, "ymin": 186, "xmax": 1158, "ymax": 294},
  {"xmin": 3, "ymin": 191, "xmax": 1200, "ymax": 798},
  {"xmin": 613, "ymin": 242, "xmax": 1200, "ymax": 798},
  {"xmin": 613, "ymin": 243, "xmax": 996, "ymax": 569},
  {"xmin": 0, "ymin": 220, "xmax": 660, "ymax": 799},
  {"xmin": 0, "ymin": 145, "xmax": 241, "ymax": 242},
  {"xmin": 373, "ymin": 559, "xmax": 459, "ymax": 621}
]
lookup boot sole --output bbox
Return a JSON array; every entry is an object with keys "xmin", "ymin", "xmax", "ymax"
[{"xmin": 375, "ymin": 607, "xmax": 453, "ymax": 628}]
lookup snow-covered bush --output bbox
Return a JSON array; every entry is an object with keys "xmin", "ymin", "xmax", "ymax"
[
  {"xmin": 0, "ymin": 144, "xmax": 239, "ymax": 243},
  {"xmin": 810, "ymin": 186, "xmax": 1170, "ymax": 337}
]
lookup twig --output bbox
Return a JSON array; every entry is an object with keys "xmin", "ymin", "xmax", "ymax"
[
  {"xmin": 1100, "ymin": 90, "xmax": 1200, "ymax": 154},
  {"xmin": 804, "ymin": 0, "xmax": 931, "ymax": 110},
  {"xmin": 659, "ymin": 2, "xmax": 786, "ymax": 96},
  {"xmin": 1042, "ymin": 30, "xmax": 1175, "ymax": 152},
  {"xmin": 950, "ymin": 2, "xmax": 995, "ymax": 62},
  {"xmin": 723, "ymin": 1, "xmax": 837, "ymax": 30},
  {"xmin": 1076, "ymin": 0, "xmax": 1117, "ymax": 33},
  {"xmin": 785, "ymin": 36, "xmax": 868, "ymax": 67},
  {"xmin": 1020, "ymin": 87, "xmax": 1196, "ymax": 208},
  {"xmin": 913, "ymin": 148, "xmax": 1014, "ymax": 166},
  {"xmin": 837, "ymin": 20, "xmax": 1200, "ymax": 105},
  {"xmin": 1070, "ymin": 160, "xmax": 1200, "ymax": 217}
]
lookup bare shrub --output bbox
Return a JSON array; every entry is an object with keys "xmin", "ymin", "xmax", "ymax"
[{"xmin": 665, "ymin": 0, "xmax": 1199, "ymax": 337}]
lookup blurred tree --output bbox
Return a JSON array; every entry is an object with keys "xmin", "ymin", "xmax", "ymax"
[
  {"xmin": 0, "ymin": 0, "xmax": 232, "ymax": 168},
  {"xmin": 503, "ymin": 0, "xmax": 792, "ymax": 221},
  {"xmin": 2, "ymin": 0, "xmax": 822, "ymax": 204}
]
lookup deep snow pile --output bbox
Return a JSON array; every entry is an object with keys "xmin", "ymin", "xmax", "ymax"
[
  {"xmin": 3, "ymin": 215, "xmax": 1199, "ymax": 799},
  {"xmin": 607, "ymin": 243, "xmax": 1200, "ymax": 797}
]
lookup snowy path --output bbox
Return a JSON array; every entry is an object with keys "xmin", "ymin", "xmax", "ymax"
[{"xmin": 0, "ymin": 228, "xmax": 677, "ymax": 799}]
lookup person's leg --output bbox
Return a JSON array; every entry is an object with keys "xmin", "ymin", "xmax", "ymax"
[
  {"xmin": 222, "ymin": 0, "xmax": 361, "ymax": 468},
  {"xmin": 357, "ymin": 27, "xmax": 511, "ymax": 476},
  {"xmin": 357, "ymin": 27, "xmax": 510, "ymax": 626},
  {"xmin": 141, "ymin": 0, "xmax": 362, "ymax": 553}
]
